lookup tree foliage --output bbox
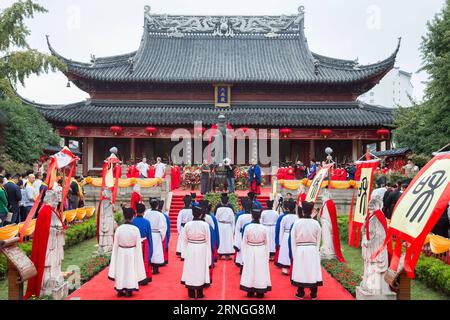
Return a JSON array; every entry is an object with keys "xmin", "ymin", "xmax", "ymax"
[
  {"xmin": 0, "ymin": 99, "xmax": 60, "ymax": 164},
  {"xmin": 393, "ymin": 0, "xmax": 450, "ymax": 155},
  {"xmin": 0, "ymin": 0, "xmax": 66, "ymax": 100}
]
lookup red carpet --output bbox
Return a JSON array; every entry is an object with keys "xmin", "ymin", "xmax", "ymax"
[{"xmin": 68, "ymin": 234, "xmax": 354, "ymax": 300}]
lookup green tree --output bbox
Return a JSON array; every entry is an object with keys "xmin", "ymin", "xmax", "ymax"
[
  {"xmin": 0, "ymin": 0, "xmax": 65, "ymax": 100},
  {"xmin": 394, "ymin": 0, "xmax": 450, "ymax": 155},
  {"xmin": 0, "ymin": 99, "xmax": 60, "ymax": 164}
]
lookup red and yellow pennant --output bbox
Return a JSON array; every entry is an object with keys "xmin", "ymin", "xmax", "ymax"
[
  {"xmin": 348, "ymin": 159, "xmax": 380, "ymax": 248},
  {"xmin": 373, "ymin": 153, "xmax": 450, "ymax": 278}
]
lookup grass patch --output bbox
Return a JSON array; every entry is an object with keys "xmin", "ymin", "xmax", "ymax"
[{"xmin": 0, "ymin": 238, "xmax": 98, "ymax": 300}]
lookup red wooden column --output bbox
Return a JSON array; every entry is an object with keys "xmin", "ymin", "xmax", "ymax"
[
  {"xmin": 309, "ymin": 140, "xmax": 315, "ymax": 161},
  {"xmin": 130, "ymin": 138, "xmax": 136, "ymax": 162},
  {"xmin": 82, "ymin": 137, "xmax": 89, "ymax": 176}
]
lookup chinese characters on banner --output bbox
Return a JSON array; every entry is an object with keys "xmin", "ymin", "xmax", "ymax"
[
  {"xmin": 348, "ymin": 160, "xmax": 380, "ymax": 248},
  {"xmin": 374, "ymin": 154, "xmax": 450, "ymax": 278},
  {"xmin": 305, "ymin": 164, "xmax": 333, "ymax": 203}
]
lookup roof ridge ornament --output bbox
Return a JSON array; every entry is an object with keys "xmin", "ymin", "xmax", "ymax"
[{"xmin": 143, "ymin": 5, "xmax": 305, "ymax": 38}]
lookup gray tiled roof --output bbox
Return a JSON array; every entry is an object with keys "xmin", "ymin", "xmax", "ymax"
[
  {"xmin": 33, "ymin": 99, "xmax": 393, "ymax": 127},
  {"xmin": 47, "ymin": 9, "xmax": 400, "ymax": 85},
  {"xmin": 373, "ymin": 148, "xmax": 411, "ymax": 157}
]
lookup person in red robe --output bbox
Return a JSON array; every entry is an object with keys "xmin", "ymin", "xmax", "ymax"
[
  {"xmin": 130, "ymin": 184, "xmax": 142, "ymax": 215},
  {"xmin": 25, "ymin": 191, "xmax": 65, "ymax": 299},
  {"xmin": 296, "ymin": 185, "xmax": 307, "ymax": 206},
  {"xmin": 284, "ymin": 166, "xmax": 295, "ymax": 180},
  {"xmin": 147, "ymin": 165, "xmax": 156, "ymax": 179}
]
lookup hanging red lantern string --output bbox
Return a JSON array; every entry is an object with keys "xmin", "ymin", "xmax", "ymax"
[
  {"xmin": 320, "ymin": 129, "xmax": 333, "ymax": 139},
  {"xmin": 64, "ymin": 125, "xmax": 78, "ymax": 136},
  {"xmin": 110, "ymin": 126, "xmax": 123, "ymax": 136},
  {"xmin": 376, "ymin": 128, "xmax": 390, "ymax": 140},
  {"xmin": 145, "ymin": 126, "xmax": 158, "ymax": 137},
  {"xmin": 280, "ymin": 128, "xmax": 293, "ymax": 138}
]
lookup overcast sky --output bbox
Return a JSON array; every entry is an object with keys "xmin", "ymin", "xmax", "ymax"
[{"xmin": 4, "ymin": 0, "xmax": 446, "ymax": 104}]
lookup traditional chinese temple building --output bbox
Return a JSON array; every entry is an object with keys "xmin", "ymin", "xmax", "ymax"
[{"xmin": 27, "ymin": 6, "xmax": 399, "ymax": 176}]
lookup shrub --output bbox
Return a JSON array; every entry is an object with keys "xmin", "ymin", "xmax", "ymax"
[
  {"xmin": 204, "ymin": 192, "xmax": 240, "ymax": 213},
  {"xmin": 79, "ymin": 255, "xmax": 110, "ymax": 285},
  {"xmin": 0, "ymin": 217, "xmax": 98, "ymax": 280},
  {"xmin": 415, "ymin": 254, "xmax": 450, "ymax": 296},
  {"xmin": 322, "ymin": 259, "xmax": 362, "ymax": 297}
]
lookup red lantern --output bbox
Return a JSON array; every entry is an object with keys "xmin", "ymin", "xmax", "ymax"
[
  {"xmin": 320, "ymin": 129, "xmax": 333, "ymax": 139},
  {"xmin": 280, "ymin": 128, "xmax": 292, "ymax": 138},
  {"xmin": 145, "ymin": 126, "xmax": 158, "ymax": 137},
  {"xmin": 376, "ymin": 128, "xmax": 390, "ymax": 139},
  {"xmin": 240, "ymin": 127, "xmax": 250, "ymax": 133},
  {"xmin": 110, "ymin": 126, "xmax": 123, "ymax": 136},
  {"xmin": 64, "ymin": 125, "xmax": 78, "ymax": 136}
]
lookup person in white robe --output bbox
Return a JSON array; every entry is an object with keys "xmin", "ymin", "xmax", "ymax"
[
  {"xmin": 290, "ymin": 201, "xmax": 323, "ymax": 300},
  {"xmin": 215, "ymin": 195, "xmax": 235, "ymax": 259},
  {"xmin": 181, "ymin": 205, "xmax": 212, "ymax": 299},
  {"xmin": 108, "ymin": 208, "xmax": 146, "ymax": 297},
  {"xmin": 359, "ymin": 198, "xmax": 392, "ymax": 296},
  {"xmin": 261, "ymin": 200, "xmax": 279, "ymax": 259},
  {"xmin": 144, "ymin": 199, "xmax": 167, "ymax": 274},
  {"xmin": 234, "ymin": 198, "xmax": 253, "ymax": 267},
  {"xmin": 275, "ymin": 199, "xmax": 298, "ymax": 275},
  {"xmin": 240, "ymin": 209, "xmax": 272, "ymax": 298},
  {"xmin": 176, "ymin": 195, "xmax": 193, "ymax": 257}
]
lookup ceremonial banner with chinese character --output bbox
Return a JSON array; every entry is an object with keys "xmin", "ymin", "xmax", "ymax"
[
  {"xmin": 305, "ymin": 164, "xmax": 333, "ymax": 203},
  {"xmin": 373, "ymin": 153, "xmax": 450, "ymax": 278},
  {"xmin": 348, "ymin": 159, "xmax": 380, "ymax": 248}
]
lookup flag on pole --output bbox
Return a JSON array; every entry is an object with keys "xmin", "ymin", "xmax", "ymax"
[
  {"xmin": 373, "ymin": 153, "xmax": 450, "ymax": 278},
  {"xmin": 305, "ymin": 164, "xmax": 333, "ymax": 204},
  {"xmin": 348, "ymin": 159, "xmax": 380, "ymax": 248}
]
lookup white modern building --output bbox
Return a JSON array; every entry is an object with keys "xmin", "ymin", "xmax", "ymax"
[{"xmin": 359, "ymin": 67, "xmax": 414, "ymax": 108}]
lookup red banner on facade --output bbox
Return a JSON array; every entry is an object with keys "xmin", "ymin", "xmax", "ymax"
[{"xmin": 373, "ymin": 153, "xmax": 450, "ymax": 278}]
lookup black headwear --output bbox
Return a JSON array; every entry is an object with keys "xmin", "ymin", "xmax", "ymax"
[
  {"xmin": 191, "ymin": 193, "xmax": 197, "ymax": 200},
  {"xmin": 149, "ymin": 198, "xmax": 159, "ymax": 210},
  {"xmin": 199, "ymin": 200, "xmax": 210, "ymax": 212},
  {"xmin": 192, "ymin": 205, "xmax": 204, "ymax": 219},
  {"xmin": 251, "ymin": 208, "xmax": 262, "ymax": 221},
  {"xmin": 221, "ymin": 193, "xmax": 229, "ymax": 203},
  {"xmin": 266, "ymin": 200, "xmax": 274, "ymax": 209},
  {"xmin": 284, "ymin": 199, "xmax": 296, "ymax": 213},
  {"xmin": 302, "ymin": 201, "xmax": 314, "ymax": 217},
  {"xmin": 122, "ymin": 207, "xmax": 134, "ymax": 221},
  {"xmin": 248, "ymin": 192, "xmax": 255, "ymax": 200},
  {"xmin": 183, "ymin": 195, "xmax": 192, "ymax": 207},
  {"xmin": 136, "ymin": 203, "xmax": 146, "ymax": 215},
  {"xmin": 241, "ymin": 198, "xmax": 252, "ymax": 213}
]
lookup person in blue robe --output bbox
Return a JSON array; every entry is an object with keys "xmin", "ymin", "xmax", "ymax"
[
  {"xmin": 132, "ymin": 203, "xmax": 153, "ymax": 284},
  {"xmin": 248, "ymin": 161, "xmax": 262, "ymax": 194}
]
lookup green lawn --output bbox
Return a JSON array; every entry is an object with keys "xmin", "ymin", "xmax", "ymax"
[
  {"xmin": 0, "ymin": 238, "xmax": 98, "ymax": 300},
  {"xmin": 340, "ymin": 242, "xmax": 449, "ymax": 300}
]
